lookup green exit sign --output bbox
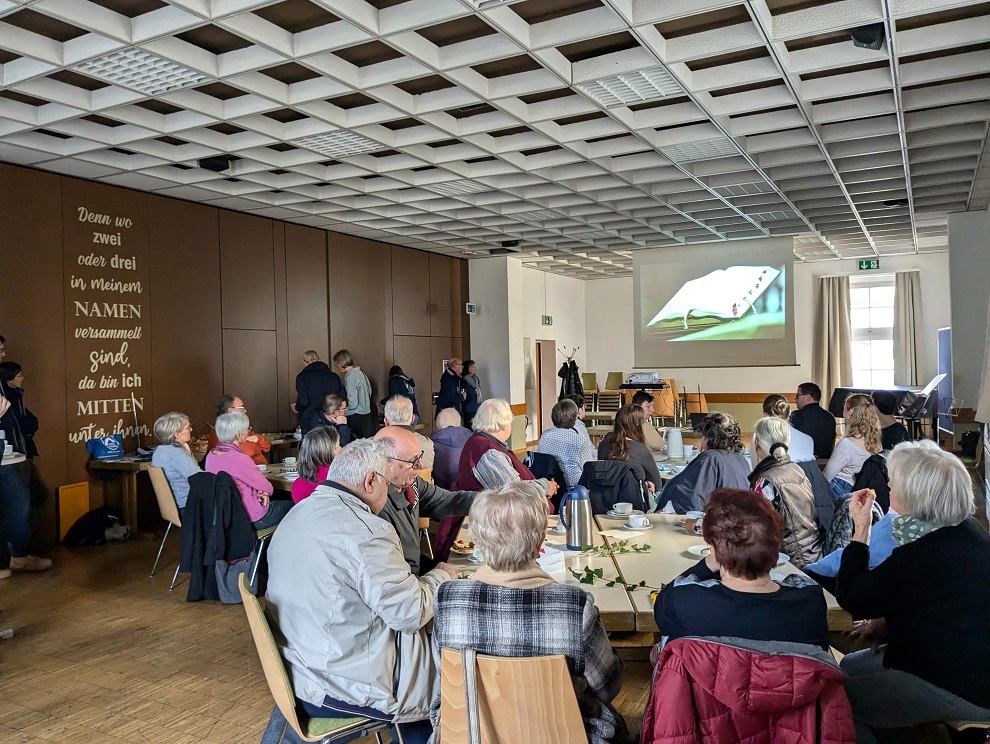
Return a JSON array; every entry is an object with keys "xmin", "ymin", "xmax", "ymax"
[
  {"xmin": 465, "ymin": 303, "xmax": 477, "ymax": 315},
  {"xmin": 858, "ymin": 259, "xmax": 880, "ymax": 270},
  {"xmin": 542, "ymin": 315, "xmax": 553, "ymax": 326}
]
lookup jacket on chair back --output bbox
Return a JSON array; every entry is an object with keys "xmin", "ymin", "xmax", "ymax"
[{"xmin": 641, "ymin": 637, "xmax": 855, "ymax": 744}]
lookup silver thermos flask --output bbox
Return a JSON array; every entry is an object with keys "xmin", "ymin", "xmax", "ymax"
[{"xmin": 559, "ymin": 486, "xmax": 594, "ymax": 551}]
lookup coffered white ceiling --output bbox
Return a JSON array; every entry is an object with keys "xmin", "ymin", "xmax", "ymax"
[{"xmin": 0, "ymin": 0, "xmax": 987, "ymax": 279}]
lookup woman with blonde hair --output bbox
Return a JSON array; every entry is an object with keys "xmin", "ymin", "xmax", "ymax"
[{"xmin": 824, "ymin": 394, "xmax": 881, "ymax": 500}]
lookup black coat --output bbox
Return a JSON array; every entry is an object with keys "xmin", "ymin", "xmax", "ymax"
[
  {"xmin": 0, "ymin": 383, "xmax": 39, "ymax": 458},
  {"xmin": 309, "ymin": 411, "xmax": 353, "ymax": 447},
  {"xmin": 436, "ymin": 369, "xmax": 464, "ymax": 415},
  {"xmin": 578, "ymin": 459, "xmax": 646, "ymax": 514},
  {"xmin": 557, "ymin": 360, "xmax": 584, "ymax": 399},
  {"xmin": 180, "ymin": 471, "xmax": 256, "ymax": 602},
  {"xmin": 295, "ymin": 361, "xmax": 343, "ymax": 433},
  {"xmin": 790, "ymin": 403, "xmax": 837, "ymax": 459},
  {"xmin": 386, "ymin": 375, "xmax": 419, "ymax": 418}
]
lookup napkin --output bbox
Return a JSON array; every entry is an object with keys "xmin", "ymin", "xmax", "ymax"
[
  {"xmin": 599, "ymin": 528, "xmax": 643, "ymax": 539},
  {"xmin": 536, "ymin": 546, "xmax": 566, "ymax": 576}
]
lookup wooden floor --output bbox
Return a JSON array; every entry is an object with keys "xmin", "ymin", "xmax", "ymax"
[{"xmin": 0, "ymin": 535, "xmax": 652, "ymax": 743}]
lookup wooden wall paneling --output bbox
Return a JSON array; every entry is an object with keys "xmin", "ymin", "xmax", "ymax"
[
  {"xmin": 391, "ymin": 335, "xmax": 435, "ymax": 431},
  {"xmin": 328, "ymin": 235, "xmax": 390, "ymax": 402},
  {"xmin": 458, "ymin": 259, "xmax": 470, "ymax": 356},
  {"xmin": 391, "ymin": 247, "xmax": 431, "ymax": 337},
  {"xmin": 221, "ymin": 329, "xmax": 278, "ymax": 434},
  {"xmin": 219, "ymin": 211, "xmax": 276, "ymax": 331},
  {"xmin": 273, "ymin": 223, "xmax": 289, "ymax": 432},
  {"xmin": 283, "ymin": 223, "xmax": 329, "ymax": 432},
  {"xmin": 0, "ymin": 165, "xmax": 67, "ymax": 539},
  {"xmin": 429, "ymin": 253, "xmax": 454, "ymax": 338},
  {"xmin": 148, "ymin": 197, "xmax": 222, "ymax": 437},
  {"xmin": 61, "ymin": 177, "xmax": 153, "ymax": 484}
]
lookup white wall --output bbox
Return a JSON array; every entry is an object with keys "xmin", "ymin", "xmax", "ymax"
[
  {"xmin": 468, "ymin": 257, "xmax": 513, "ymax": 401},
  {"xmin": 947, "ymin": 208, "xmax": 990, "ymax": 409},
  {"xmin": 585, "ymin": 253, "xmax": 951, "ymax": 394}
]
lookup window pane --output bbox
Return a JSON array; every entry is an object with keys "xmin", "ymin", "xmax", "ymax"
[
  {"xmin": 850, "ymin": 287, "xmax": 870, "ymax": 308},
  {"xmin": 872, "ymin": 369, "xmax": 895, "ymax": 389},
  {"xmin": 870, "ymin": 286, "xmax": 895, "ymax": 307},
  {"xmin": 851, "ymin": 308, "xmax": 871, "ymax": 329},
  {"xmin": 852, "ymin": 340, "xmax": 871, "ymax": 367},
  {"xmin": 870, "ymin": 307, "xmax": 894, "ymax": 328},
  {"xmin": 871, "ymin": 340, "xmax": 894, "ymax": 369},
  {"xmin": 852, "ymin": 369, "xmax": 872, "ymax": 387}
]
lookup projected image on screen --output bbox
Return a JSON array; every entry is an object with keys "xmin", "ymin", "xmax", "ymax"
[{"xmin": 645, "ymin": 265, "xmax": 786, "ymax": 342}]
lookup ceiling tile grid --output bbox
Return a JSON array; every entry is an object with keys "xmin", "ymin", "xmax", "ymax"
[{"xmin": 0, "ymin": 0, "xmax": 986, "ymax": 278}]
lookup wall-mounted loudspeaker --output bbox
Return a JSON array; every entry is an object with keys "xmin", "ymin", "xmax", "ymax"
[
  {"xmin": 851, "ymin": 23, "xmax": 885, "ymax": 50},
  {"xmin": 198, "ymin": 155, "xmax": 232, "ymax": 172}
]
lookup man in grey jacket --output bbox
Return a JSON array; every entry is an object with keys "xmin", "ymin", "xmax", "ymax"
[
  {"xmin": 266, "ymin": 439, "xmax": 455, "ymax": 743},
  {"xmin": 375, "ymin": 426, "xmax": 477, "ymax": 574}
]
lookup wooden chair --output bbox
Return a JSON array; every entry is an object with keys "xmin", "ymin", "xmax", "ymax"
[
  {"xmin": 439, "ymin": 648, "xmax": 586, "ymax": 744},
  {"xmin": 251, "ymin": 525, "xmax": 278, "ymax": 587},
  {"xmin": 148, "ymin": 466, "xmax": 183, "ymax": 591},
  {"xmin": 238, "ymin": 574, "xmax": 388, "ymax": 743}
]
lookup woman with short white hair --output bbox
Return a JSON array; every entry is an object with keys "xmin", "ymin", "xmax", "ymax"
[
  {"xmin": 748, "ymin": 416, "xmax": 823, "ymax": 568},
  {"xmin": 430, "ymin": 481, "xmax": 626, "ymax": 743},
  {"xmin": 456, "ymin": 398, "xmax": 557, "ymax": 502},
  {"xmin": 151, "ymin": 411, "xmax": 201, "ymax": 513},
  {"xmin": 837, "ymin": 440, "xmax": 990, "ymax": 743},
  {"xmin": 205, "ymin": 411, "xmax": 292, "ymax": 529}
]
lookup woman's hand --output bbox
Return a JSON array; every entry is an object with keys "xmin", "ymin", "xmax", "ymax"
[
  {"xmin": 0, "ymin": 396, "xmax": 10, "ymax": 418},
  {"xmin": 258, "ymin": 492, "xmax": 270, "ymax": 507},
  {"xmin": 545, "ymin": 479, "xmax": 559, "ymax": 497},
  {"xmin": 848, "ymin": 488, "xmax": 876, "ymax": 544},
  {"xmin": 647, "ymin": 481, "xmax": 656, "ymax": 492},
  {"xmin": 246, "ymin": 434, "xmax": 259, "ymax": 444}
]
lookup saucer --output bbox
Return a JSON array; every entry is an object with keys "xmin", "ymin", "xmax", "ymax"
[
  {"xmin": 777, "ymin": 553, "xmax": 790, "ymax": 566},
  {"xmin": 467, "ymin": 553, "xmax": 485, "ymax": 563},
  {"xmin": 687, "ymin": 544, "xmax": 711, "ymax": 558},
  {"xmin": 451, "ymin": 546, "xmax": 474, "ymax": 555},
  {"xmin": 605, "ymin": 509, "xmax": 644, "ymax": 519},
  {"xmin": 621, "ymin": 522, "xmax": 654, "ymax": 531}
]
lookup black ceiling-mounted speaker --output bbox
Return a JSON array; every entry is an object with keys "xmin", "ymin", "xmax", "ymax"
[
  {"xmin": 851, "ymin": 23, "xmax": 885, "ymax": 50},
  {"xmin": 490, "ymin": 247, "xmax": 513, "ymax": 255},
  {"xmin": 198, "ymin": 155, "xmax": 232, "ymax": 172},
  {"xmin": 501, "ymin": 240, "xmax": 520, "ymax": 248}
]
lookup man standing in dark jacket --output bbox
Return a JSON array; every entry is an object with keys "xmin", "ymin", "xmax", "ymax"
[
  {"xmin": 790, "ymin": 382, "xmax": 837, "ymax": 459},
  {"xmin": 435, "ymin": 358, "xmax": 466, "ymax": 417},
  {"xmin": 291, "ymin": 350, "xmax": 343, "ymax": 433}
]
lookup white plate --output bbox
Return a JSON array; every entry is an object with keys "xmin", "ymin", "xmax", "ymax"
[
  {"xmin": 621, "ymin": 522, "xmax": 654, "ymax": 531},
  {"xmin": 653, "ymin": 454, "xmax": 668, "ymax": 463},
  {"xmin": 282, "ymin": 474, "xmax": 300, "ymax": 481},
  {"xmin": 777, "ymin": 553, "xmax": 790, "ymax": 566},
  {"xmin": 604, "ymin": 509, "xmax": 644, "ymax": 518},
  {"xmin": 686, "ymin": 544, "xmax": 711, "ymax": 558}
]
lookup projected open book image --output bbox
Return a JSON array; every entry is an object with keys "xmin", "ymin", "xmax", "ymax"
[{"xmin": 646, "ymin": 265, "xmax": 785, "ymax": 341}]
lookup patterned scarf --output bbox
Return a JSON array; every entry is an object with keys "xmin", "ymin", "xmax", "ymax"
[{"xmin": 891, "ymin": 515, "xmax": 940, "ymax": 546}]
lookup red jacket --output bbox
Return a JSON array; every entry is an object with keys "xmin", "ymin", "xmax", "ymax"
[{"xmin": 642, "ymin": 638, "xmax": 856, "ymax": 744}]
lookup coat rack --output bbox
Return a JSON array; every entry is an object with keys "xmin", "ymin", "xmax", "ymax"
[{"xmin": 558, "ymin": 346, "xmax": 580, "ymax": 362}]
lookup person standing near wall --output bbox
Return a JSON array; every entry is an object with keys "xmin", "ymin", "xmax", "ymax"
[
  {"xmin": 461, "ymin": 360, "xmax": 482, "ymax": 430},
  {"xmin": 291, "ymin": 350, "xmax": 343, "ymax": 434},
  {"xmin": 333, "ymin": 349, "xmax": 378, "ymax": 439},
  {"xmin": 436, "ymin": 358, "xmax": 466, "ymax": 418}
]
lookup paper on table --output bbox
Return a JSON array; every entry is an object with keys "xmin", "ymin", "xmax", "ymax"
[
  {"xmin": 536, "ymin": 547, "xmax": 566, "ymax": 575},
  {"xmin": 599, "ymin": 528, "xmax": 645, "ymax": 539}
]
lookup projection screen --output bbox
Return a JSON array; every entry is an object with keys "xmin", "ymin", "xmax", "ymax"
[{"xmin": 634, "ymin": 238, "xmax": 797, "ymax": 368}]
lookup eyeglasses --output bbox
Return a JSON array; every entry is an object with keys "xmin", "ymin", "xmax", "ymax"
[
  {"xmin": 388, "ymin": 451, "xmax": 424, "ymax": 468},
  {"xmin": 232, "ymin": 405, "xmax": 247, "ymax": 411}
]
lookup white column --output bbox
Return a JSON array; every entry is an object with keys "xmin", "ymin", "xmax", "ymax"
[{"xmin": 947, "ymin": 209, "xmax": 990, "ymax": 409}]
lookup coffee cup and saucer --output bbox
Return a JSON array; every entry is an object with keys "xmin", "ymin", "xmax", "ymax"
[
  {"xmin": 622, "ymin": 514, "xmax": 653, "ymax": 531},
  {"xmin": 606, "ymin": 502, "xmax": 643, "ymax": 519}
]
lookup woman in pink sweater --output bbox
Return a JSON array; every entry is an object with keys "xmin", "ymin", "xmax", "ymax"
[
  {"xmin": 206, "ymin": 411, "xmax": 292, "ymax": 529},
  {"xmin": 291, "ymin": 426, "xmax": 340, "ymax": 503}
]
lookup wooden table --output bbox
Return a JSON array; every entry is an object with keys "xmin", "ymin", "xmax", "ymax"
[
  {"xmin": 597, "ymin": 513, "xmax": 852, "ymax": 633},
  {"xmin": 586, "ymin": 425, "xmax": 614, "ymax": 445},
  {"xmin": 86, "ymin": 458, "xmax": 151, "ymax": 534},
  {"xmin": 263, "ymin": 463, "xmax": 298, "ymax": 492},
  {"xmin": 585, "ymin": 410, "xmax": 616, "ymax": 424},
  {"xmin": 446, "ymin": 516, "xmax": 637, "ymax": 631}
]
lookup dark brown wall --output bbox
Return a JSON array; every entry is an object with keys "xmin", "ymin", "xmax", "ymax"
[{"xmin": 0, "ymin": 162, "xmax": 468, "ymax": 525}]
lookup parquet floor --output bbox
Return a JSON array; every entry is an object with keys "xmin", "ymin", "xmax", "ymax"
[{"xmin": 0, "ymin": 536, "xmax": 652, "ymax": 743}]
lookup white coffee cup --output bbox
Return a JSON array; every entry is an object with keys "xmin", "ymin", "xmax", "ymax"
[
  {"xmin": 257, "ymin": 463, "xmax": 268, "ymax": 472},
  {"xmin": 628, "ymin": 514, "xmax": 648, "ymax": 528},
  {"xmin": 282, "ymin": 457, "xmax": 297, "ymax": 465},
  {"xmin": 686, "ymin": 511, "xmax": 704, "ymax": 521},
  {"xmin": 613, "ymin": 502, "xmax": 633, "ymax": 515},
  {"xmin": 683, "ymin": 445, "xmax": 695, "ymax": 459}
]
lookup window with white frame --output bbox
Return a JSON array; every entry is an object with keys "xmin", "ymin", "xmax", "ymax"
[{"xmin": 850, "ymin": 275, "xmax": 895, "ymax": 388}]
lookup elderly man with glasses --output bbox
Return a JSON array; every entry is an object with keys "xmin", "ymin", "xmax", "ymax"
[
  {"xmin": 266, "ymin": 439, "xmax": 456, "ymax": 744},
  {"xmin": 374, "ymin": 426, "xmax": 478, "ymax": 574}
]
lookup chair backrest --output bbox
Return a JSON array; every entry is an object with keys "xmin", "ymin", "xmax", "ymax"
[
  {"xmin": 578, "ymin": 459, "xmax": 646, "ymax": 514},
  {"xmin": 148, "ymin": 466, "xmax": 181, "ymax": 528},
  {"xmin": 604, "ymin": 372, "xmax": 623, "ymax": 391},
  {"xmin": 238, "ymin": 574, "xmax": 315, "ymax": 742},
  {"xmin": 580, "ymin": 372, "xmax": 598, "ymax": 394},
  {"xmin": 439, "ymin": 648, "xmax": 586, "ymax": 744}
]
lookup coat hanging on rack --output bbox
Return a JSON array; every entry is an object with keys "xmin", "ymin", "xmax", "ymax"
[{"xmin": 558, "ymin": 359, "xmax": 584, "ymax": 400}]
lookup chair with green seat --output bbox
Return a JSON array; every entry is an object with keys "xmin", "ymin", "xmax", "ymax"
[{"xmin": 238, "ymin": 574, "xmax": 389, "ymax": 743}]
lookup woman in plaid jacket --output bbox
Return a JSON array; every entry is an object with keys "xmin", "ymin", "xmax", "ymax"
[{"xmin": 430, "ymin": 481, "xmax": 626, "ymax": 743}]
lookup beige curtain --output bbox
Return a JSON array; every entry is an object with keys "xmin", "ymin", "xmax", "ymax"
[
  {"xmin": 893, "ymin": 270, "xmax": 923, "ymax": 386},
  {"xmin": 977, "ymin": 292, "xmax": 990, "ymax": 423},
  {"xmin": 812, "ymin": 275, "xmax": 853, "ymax": 398}
]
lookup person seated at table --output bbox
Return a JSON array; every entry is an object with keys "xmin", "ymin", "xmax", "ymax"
[
  {"xmin": 386, "ymin": 365, "xmax": 420, "ymax": 425},
  {"xmin": 654, "ymin": 487, "xmax": 829, "ymax": 650},
  {"xmin": 748, "ymin": 417, "xmax": 823, "ymax": 568},
  {"xmin": 824, "ymin": 394, "xmax": 881, "ymax": 500},
  {"xmin": 309, "ymin": 393, "xmax": 353, "ymax": 447},
  {"xmin": 631, "ymin": 390, "xmax": 666, "ymax": 454},
  {"xmin": 291, "ymin": 426, "xmax": 340, "ymax": 504},
  {"xmin": 332, "ymin": 349, "xmax": 377, "ymax": 439},
  {"xmin": 457, "ymin": 398, "xmax": 557, "ymax": 503},
  {"xmin": 151, "ymin": 411, "xmax": 201, "ymax": 516},
  {"xmin": 537, "ymin": 399, "xmax": 596, "ymax": 490},
  {"xmin": 790, "ymin": 382, "xmax": 838, "ymax": 459},
  {"xmin": 207, "ymin": 394, "xmax": 270, "ymax": 465},
  {"xmin": 205, "ymin": 412, "xmax": 291, "ymax": 529},
  {"xmin": 383, "ymin": 395, "xmax": 434, "ymax": 470},
  {"xmin": 836, "ymin": 441, "xmax": 990, "ymax": 743},
  {"xmin": 872, "ymin": 391, "xmax": 910, "ymax": 452},
  {"xmin": 660, "ymin": 412, "xmax": 751, "ymax": 514},
  {"xmin": 429, "ymin": 408, "xmax": 472, "ymax": 489},
  {"xmin": 563, "ymin": 393, "xmax": 597, "ymax": 457},
  {"xmin": 430, "ymin": 481, "xmax": 627, "ymax": 744},
  {"xmin": 267, "ymin": 440, "xmax": 455, "ymax": 744},
  {"xmin": 803, "ymin": 506, "xmax": 899, "ymax": 594},
  {"xmin": 597, "ymin": 405, "xmax": 662, "ymax": 493},
  {"xmin": 752, "ymin": 394, "xmax": 814, "ymax": 464}
]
